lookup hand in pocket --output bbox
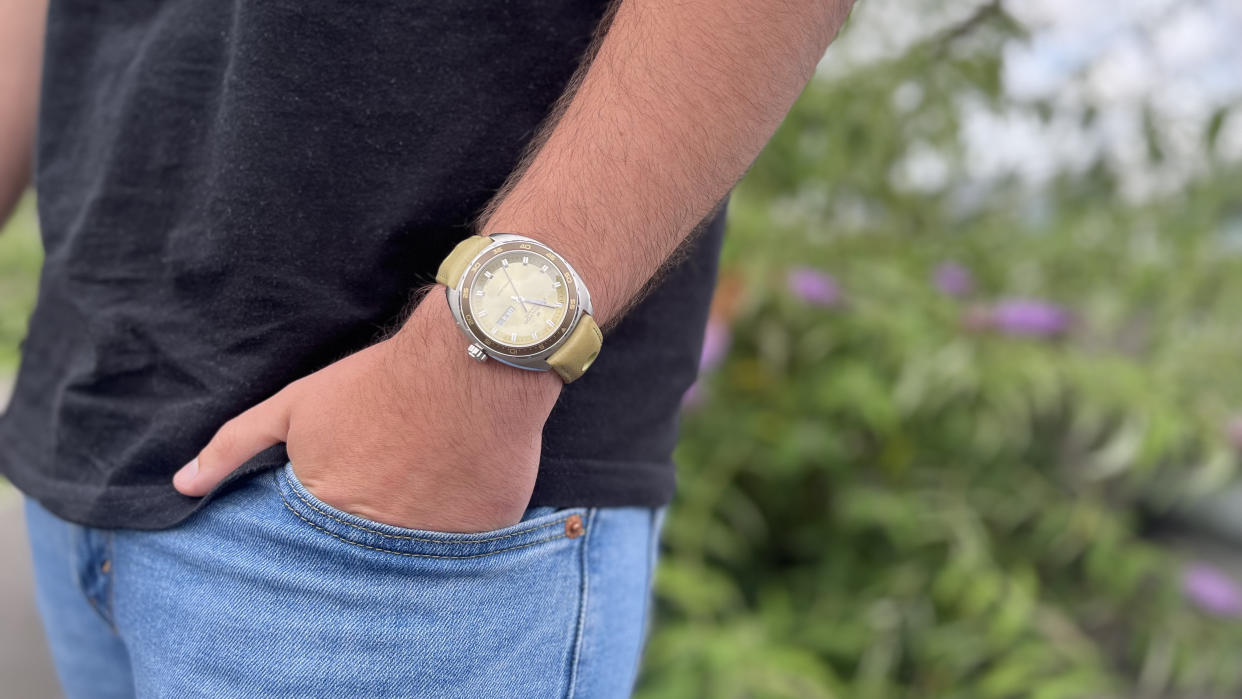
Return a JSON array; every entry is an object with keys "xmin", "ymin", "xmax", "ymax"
[{"xmin": 173, "ymin": 300, "xmax": 564, "ymax": 533}]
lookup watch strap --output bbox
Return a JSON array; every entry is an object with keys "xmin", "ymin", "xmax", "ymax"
[
  {"xmin": 435, "ymin": 235, "xmax": 494, "ymax": 289},
  {"xmin": 546, "ymin": 313, "xmax": 603, "ymax": 383}
]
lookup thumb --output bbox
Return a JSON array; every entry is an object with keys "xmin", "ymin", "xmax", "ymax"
[{"xmin": 173, "ymin": 389, "xmax": 295, "ymax": 497}]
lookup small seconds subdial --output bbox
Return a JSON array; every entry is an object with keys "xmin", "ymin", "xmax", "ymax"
[{"xmin": 469, "ymin": 250, "xmax": 569, "ymax": 348}]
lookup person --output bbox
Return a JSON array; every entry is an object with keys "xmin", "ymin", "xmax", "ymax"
[{"xmin": 0, "ymin": 0, "xmax": 853, "ymax": 696}]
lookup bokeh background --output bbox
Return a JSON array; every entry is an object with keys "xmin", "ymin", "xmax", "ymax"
[{"xmin": 5, "ymin": 0, "xmax": 1242, "ymax": 697}]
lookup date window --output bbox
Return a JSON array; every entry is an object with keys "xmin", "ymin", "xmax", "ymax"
[{"xmin": 496, "ymin": 306, "xmax": 515, "ymax": 326}]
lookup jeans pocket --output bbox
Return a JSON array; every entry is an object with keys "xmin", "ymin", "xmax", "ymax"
[{"xmin": 274, "ymin": 463, "xmax": 588, "ymax": 559}]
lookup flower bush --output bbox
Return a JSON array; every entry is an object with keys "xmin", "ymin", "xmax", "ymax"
[{"xmin": 638, "ymin": 8, "xmax": 1242, "ymax": 698}]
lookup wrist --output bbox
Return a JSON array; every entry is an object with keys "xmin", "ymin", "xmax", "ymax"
[
  {"xmin": 481, "ymin": 209, "xmax": 619, "ymax": 324},
  {"xmin": 395, "ymin": 288, "xmax": 564, "ymax": 407}
]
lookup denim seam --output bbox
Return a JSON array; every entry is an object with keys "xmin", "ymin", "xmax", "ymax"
[
  {"xmin": 283, "ymin": 468, "xmax": 574, "ymax": 544},
  {"xmin": 79, "ymin": 578, "xmax": 118, "ymax": 634},
  {"xmin": 278, "ymin": 492, "xmax": 574, "ymax": 559},
  {"xmin": 627, "ymin": 509, "xmax": 659, "ymax": 686},
  {"xmin": 565, "ymin": 508, "xmax": 597, "ymax": 698},
  {"xmin": 70, "ymin": 528, "xmax": 118, "ymax": 634},
  {"xmin": 105, "ymin": 529, "xmax": 118, "ymax": 634}
]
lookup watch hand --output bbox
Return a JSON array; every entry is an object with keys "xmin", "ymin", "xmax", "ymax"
[
  {"xmin": 500, "ymin": 266, "xmax": 529, "ymax": 314},
  {"xmin": 512, "ymin": 296, "xmax": 563, "ymax": 310}
]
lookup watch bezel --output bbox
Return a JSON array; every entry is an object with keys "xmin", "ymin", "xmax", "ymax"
[{"xmin": 445, "ymin": 234, "xmax": 592, "ymax": 370}]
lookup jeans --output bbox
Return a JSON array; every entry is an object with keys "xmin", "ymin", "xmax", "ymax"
[{"xmin": 24, "ymin": 464, "xmax": 664, "ymax": 698}]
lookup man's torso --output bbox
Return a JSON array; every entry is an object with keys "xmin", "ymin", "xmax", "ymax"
[{"xmin": 0, "ymin": 0, "xmax": 724, "ymax": 528}]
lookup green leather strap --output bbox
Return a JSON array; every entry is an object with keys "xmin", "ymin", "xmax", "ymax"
[
  {"xmin": 546, "ymin": 313, "xmax": 603, "ymax": 383},
  {"xmin": 435, "ymin": 235, "xmax": 494, "ymax": 289}
]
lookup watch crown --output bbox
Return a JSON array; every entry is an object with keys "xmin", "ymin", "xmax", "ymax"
[{"xmin": 466, "ymin": 344, "xmax": 488, "ymax": 363}]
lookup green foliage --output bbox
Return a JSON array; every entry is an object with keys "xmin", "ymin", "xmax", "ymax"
[
  {"xmin": 638, "ymin": 10, "xmax": 1242, "ymax": 699},
  {"xmin": 0, "ymin": 195, "xmax": 41, "ymax": 374}
]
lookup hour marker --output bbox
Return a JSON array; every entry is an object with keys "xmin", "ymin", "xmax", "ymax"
[
  {"xmin": 522, "ymin": 256, "xmax": 529, "ymax": 265},
  {"xmin": 510, "ymin": 332, "xmax": 517, "ymax": 342},
  {"xmin": 546, "ymin": 319, "xmax": 555, "ymax": 327},
  {"xmin": 501, "ymin": 259, "xmax": 509, "ymax": 268},
  {"xmin": 531, "ymin": 330, "xmax": 539, "ymax": 339},
  {"xmin": 476, "ymin": 309, "xmax": 488, "ymax": 317},
  {"xmin": 540, "ymin": 264, "xmax": 549, "ymax": 273},
  {"xmin": 475, "ymin": 289, "xmax": 484, "ymax": 296},
  {"xmin": 552, "ymin": 281, "xmax": 561, "ymax": 288},
  {"xmin": 483, "ymin": 271, "xmax": 493, "ymax": 279}
]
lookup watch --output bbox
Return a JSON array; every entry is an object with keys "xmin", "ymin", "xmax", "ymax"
[{"xmin": 435, "ymin": 233, "xmax": 603, "ymax": 383}]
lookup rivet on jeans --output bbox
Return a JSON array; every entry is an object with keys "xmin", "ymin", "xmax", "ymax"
[
  {"xmin": 565, "ymin": 514, "xmax": 584, "ymax": 539},
  {"xmin": 100, "ymin": 559, "xmax": 112, "ymax": 574}
]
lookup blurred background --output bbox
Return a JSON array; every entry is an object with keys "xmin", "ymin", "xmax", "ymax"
[{"xmin": 5, "ymin": 0, "xmax": 1242, "ymax": 697}]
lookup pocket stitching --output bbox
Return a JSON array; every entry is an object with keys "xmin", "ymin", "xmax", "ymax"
[
  {"xmin": 279, "ymin": 491, "xmax": 572, "ymax": 559},
  {"xmin": 283, "ymin": 467, "xmax": 575, "ymax": 544}
]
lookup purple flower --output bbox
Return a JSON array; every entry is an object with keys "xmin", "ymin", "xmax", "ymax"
[
  {"xmin": 988, "ymin": 299, "xmax": 1071, "ymax": 337},
  {"xmin": 1226, "ymin": 416, "xmax": 1242, "ymax": 452},
  {"xmin": 1183, "ymin": 563, "xmax": 1242, "ymax": 617},
  {"xmin": 699, "ymin": 319, "xmax": 731, "ymax": 373},
  {"xmin": 681, "ymin": 318, "xmax": 731, "ymax": 411},
  {"xmin": 787, "ymin": 267, "xmax": 842, "ymax": 307},
  {"xmin": 681, "ymin": 380, "xmax": 704, "ymax": 409},
  {"xmin": 934, "ymin": 262, "xmax": 974, "ymax": 297}
]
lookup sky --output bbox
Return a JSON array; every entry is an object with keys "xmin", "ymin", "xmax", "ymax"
[{"xmin": 820, "ymin": 0, "xmax": 1242, "ymax": 201}]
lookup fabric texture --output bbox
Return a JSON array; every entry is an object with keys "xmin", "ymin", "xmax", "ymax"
[
  {"xmin": 0, "ymin": 0, "xmax": 726, "ymax": 528},
  {"xmin": 25, "ymin": 465, "xmax": 663, "ymax": 698}
]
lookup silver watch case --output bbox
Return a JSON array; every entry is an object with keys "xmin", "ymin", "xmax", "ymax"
[{"xmin": 444, "ymin": 233, "xmax": 594, "ymax": 372}]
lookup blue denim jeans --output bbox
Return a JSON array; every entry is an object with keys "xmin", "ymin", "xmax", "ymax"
[{"xmin": 25, "ymin": 464, "xmax": 664, "ymax": 698}]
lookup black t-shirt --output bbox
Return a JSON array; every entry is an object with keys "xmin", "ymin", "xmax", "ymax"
[{"xmin": 0, "ymin": 1, "xmax": 724, "ymax": 529}]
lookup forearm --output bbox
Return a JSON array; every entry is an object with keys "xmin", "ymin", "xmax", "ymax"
[
  {"xmin": 393, "ymin": 0, "xmax": 853, "ymax": 411},
  {"xmin": 0, "ymin": 0, "xmax": 46, "ymax": 226},
  {"xmin": 482, "ymin": 0, "xmax": 854, "ymax": 323},
  {"xmin": 176, "ymin": 0, "xmax": 857, "ymax": 523}
]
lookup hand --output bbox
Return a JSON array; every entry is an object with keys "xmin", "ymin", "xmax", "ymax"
[{"xmin": 172, "ymin": 297, "xmax": 563, "ymax": 532}]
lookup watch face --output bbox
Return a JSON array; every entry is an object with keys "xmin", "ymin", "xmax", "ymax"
[{"xmin": 458, "ymin": 240, "xmax": 580, "ymax": 356}]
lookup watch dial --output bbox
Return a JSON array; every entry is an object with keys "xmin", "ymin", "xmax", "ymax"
[{"xmin": 468, "ymin": 250, "xmax": 569, "ymax": 348}]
